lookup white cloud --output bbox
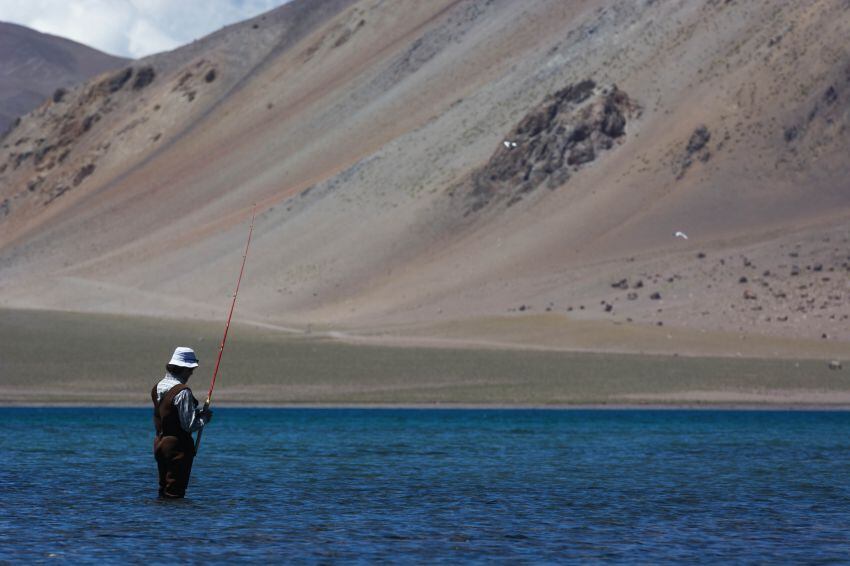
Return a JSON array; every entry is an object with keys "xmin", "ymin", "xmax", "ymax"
[
  {"xmin": 0, "ymin": 0, "xmax": 289, "ymax": 58},
  {"xmin": 127, "ymin": 18, "xmax": 181, "ymax": 58}
]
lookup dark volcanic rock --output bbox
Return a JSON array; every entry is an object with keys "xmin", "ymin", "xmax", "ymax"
[
  {"xmin": 14, "ymin": 151, "xmax": 32, "ymax": 168},
  {"xmin": 461, "ymin": 81, "xmax": 638, "ymax": 213},
  {"xmin": 784, "ymin": 126, "xmax": 798, "ymax": 142},
  {"xmin": 44, "ymin": 185, "xmax": 70, "ymax": 205},
  {"xmin": 34, "ymin": 144, "xmax": 55, "ymax": 165},
  {"xmin": 0, "ymin": 22, "xmax": 129, "ymax": 134},
  {"xmin": 133, "ymin": 66, "xmax": 156, "ymax": 90},
  {"xmin": 600, "ymin": 98, "xmax": 627, "ymax": 137},
  {"xmin": 567, "ymin": 141, "xmax": 595, "ymax": 165},
  {"xmin": 27, "ymin": 177, "xmax": 43, "ymax": 192},
  {"xmin": 676, "ymin": 125, "xmax": 712, "ymax": 178},
  {"xmin": 107, "ymin": 68, "xmax": 133, "ymax": 93},
  {"xmin": 72, "ymin": 163, "xmax": 95, "ymax": 186},
  {"xmin": 824, "ymin": 85, "xmax": 838, "ymax": 105},
  {"xmin": 686, "ymin": 125, "xmax": 711, "ymax": 154}
]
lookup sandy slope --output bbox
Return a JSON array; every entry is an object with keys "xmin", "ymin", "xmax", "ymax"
[{"xmin": 0, "ymin": 0, "xmax": 848, "ymax": 355}]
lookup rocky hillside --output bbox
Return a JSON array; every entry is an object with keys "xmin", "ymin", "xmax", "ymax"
[
  {"xmin": 457, "ymin": 80, "xmax": 639, "ymax": 214},
  {"xmin": 0, "ymin": 0, "xmax": 848, "ymax": 349},
  {"xmin": 0, "ymin": 22, "xmax": 128, "ymax": 135}
]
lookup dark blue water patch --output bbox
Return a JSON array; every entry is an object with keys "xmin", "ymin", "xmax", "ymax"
[{"xmin": 1, "ymin": 408, "xmax": 849, "ymax": 562}]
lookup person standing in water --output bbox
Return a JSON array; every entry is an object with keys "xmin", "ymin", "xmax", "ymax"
[{"xmin": 151, "ymin": 347, "xmax": 213, "ymax": 498}]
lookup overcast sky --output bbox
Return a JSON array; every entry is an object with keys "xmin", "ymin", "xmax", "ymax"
[{"xmin": 0, "ymin": 0, "xmax": 290, "ymax": 59}]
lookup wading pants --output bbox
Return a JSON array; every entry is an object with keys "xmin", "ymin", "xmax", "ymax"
[{"xmin": 154, "ymin": 435, "xmax": 195, "ymax": 498}]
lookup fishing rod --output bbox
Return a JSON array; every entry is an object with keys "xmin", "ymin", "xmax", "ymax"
[{"xmin": 195, "ymin": 204, "xmax": 256, "ymax": 454}]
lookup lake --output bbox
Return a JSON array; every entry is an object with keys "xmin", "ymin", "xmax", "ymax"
[{"xmin": 1, "ymin": 408, "xmax": 849, "ymax": 562}]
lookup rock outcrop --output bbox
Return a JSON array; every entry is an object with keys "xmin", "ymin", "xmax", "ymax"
[{"xmin": 459, "ymin": 80, "xmax": 639, "ymax": 214}]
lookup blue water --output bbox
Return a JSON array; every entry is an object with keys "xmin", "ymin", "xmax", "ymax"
[{"xmin": 1, "ymin": 409, "xmax": 849, "ymax": 562}]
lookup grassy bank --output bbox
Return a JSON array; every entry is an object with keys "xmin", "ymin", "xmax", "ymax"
[{"xmin": 0, "ymin": 308, "xmax": 847, "ymax": 406}]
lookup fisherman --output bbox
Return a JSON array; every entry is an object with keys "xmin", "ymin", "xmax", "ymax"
[{"xmin": 151, "ymin": 347, "xmax": 212, "ymax": 498}]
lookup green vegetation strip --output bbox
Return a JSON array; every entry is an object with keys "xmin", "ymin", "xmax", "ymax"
[{"xmin": 0, "ymin": 309, "xmax": 846, "ymax": 405}]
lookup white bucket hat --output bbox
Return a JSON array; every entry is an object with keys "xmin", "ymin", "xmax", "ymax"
[{"xmin": 168, "ymin": 347, "xmax": 199, "ymax": 368}]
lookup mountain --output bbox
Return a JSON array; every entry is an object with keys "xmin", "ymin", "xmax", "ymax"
[
  {"xmin": 0, "ymin": 0, "xmax": 848, "ymax": 351},
  {"xmin": 0, "ymin": 22, "xmax": 129, "ymax": 135}
]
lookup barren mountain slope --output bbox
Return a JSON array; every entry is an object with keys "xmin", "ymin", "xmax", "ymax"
[
  {"xmin": 0, "ymin": 22, "xmax": 128, "ymax": 134},
  {"xmin": 0, "ymin": 0, "xmax": 848, "ymax": 350}
]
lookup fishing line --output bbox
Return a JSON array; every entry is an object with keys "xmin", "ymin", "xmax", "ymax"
[{"xmin": 195, "ymin": 204, "xmax": 256, "ymax": 454}]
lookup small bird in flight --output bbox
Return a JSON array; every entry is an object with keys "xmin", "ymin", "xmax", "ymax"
[{"xmin": 674, "ymin": 231, "xmax": 688, "ymax": 240}]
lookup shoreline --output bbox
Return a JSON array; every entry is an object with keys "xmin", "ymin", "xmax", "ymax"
[
  {"xmin": 3, "ymin": 402, "xmax": 850, "ymax": 411},
  {"xmin": 2, "ymin": 308, "xmax": 848, "ymax": 411}
]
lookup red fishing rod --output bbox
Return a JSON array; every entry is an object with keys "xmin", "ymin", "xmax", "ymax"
[{"xmin": 195, "ymin": 205, "xmax": 256, "ymax": 454}]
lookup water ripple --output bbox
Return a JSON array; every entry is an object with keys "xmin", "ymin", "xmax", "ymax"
[{"xmin": 1, "ymin": 409, "xmax": 849, "ymax": 561}]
